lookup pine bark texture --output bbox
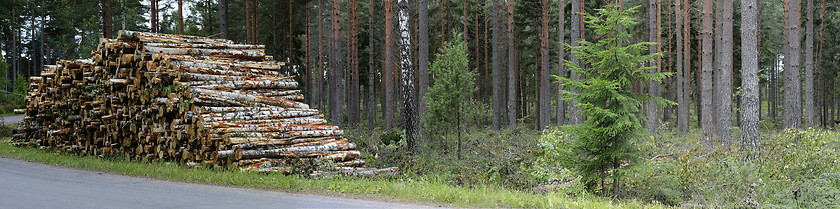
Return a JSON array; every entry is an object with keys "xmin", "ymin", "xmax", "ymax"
[
  {"xmin": 330, "ymin": 0, "xmax": 344, "ymax": 128},
  {"xmin": 715, "ymin": 0, "xmax": 733, "ymax": 146},
  {"xmin": 491, "ymin": 0, "xmax": 503, "ymax": 130},
  {"xmin": 648, "ymin": 0, "xmax": 658, "ymax": 136},
  {"xmin": 419, "ymin": 0, "xmax": 429, "ymax": 128},
  {"xmin": 219, "ymin": 0, "xmax": 228, "ymax": 39},
  {"xmin": 384, "ymin": 0, "xmax": 395, "ymax": 130},
  {"xmin": 675, "ymin": 0, "xmax": 688, "ymax": 135},
  {"xmin": 537, "ymin": 0, "xmax": 549, "ymax": 130},
  {"xmin": 569, "ymin": 0, "xmax": 582, "ymax": 124},
  {"xmin": 103, "ymin": 0, "xmax": 112, "ymax": 38},
  {"xmin": 508, "ymin": 0, "xmax": 517, "ymax": 128},
  {"xmin": 349, "ymin": 0, "xmax": 360, "ymax": 129},
  {"xmin": 397, "ymin": 0, "xmax": 417, "ymax": 151},
  {"xmin": 682, "ymin": 0, "xmax": 690, "ymax": 136},
  {"xmin": 784, "ymin": 0, "xmax": 801, "ymax": 129},
  {"xmin": 804, "ymin": 0, "xmax": 814, "ymax": 128},
  {"xmin": 701, "ymin": 0, "xmax": 715, "ymax": 143},
  {"xmin": 741, "ymin": 0, "xmax": 760, "ymax": 158},
  {"xmin": 368, "ymin": 0, "xmax": 376, "ymax": 132},
  {"xmin": 556, "ymin": 0, "xmax": 566, "ymax": 127}
]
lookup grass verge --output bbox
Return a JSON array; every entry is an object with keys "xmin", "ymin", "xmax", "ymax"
[{"xmin": 0, "ymin": 141, "xmax": 664, "ymax": 208}]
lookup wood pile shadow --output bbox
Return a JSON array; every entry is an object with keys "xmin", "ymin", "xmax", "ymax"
[{"xmin": 12, "ymin": 30, "xmax": 397, "ymax": 177}]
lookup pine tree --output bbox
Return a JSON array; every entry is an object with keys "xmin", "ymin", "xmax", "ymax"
[
  {"xmin": 740, "ymin": 0, "xmax": 760, "ymax": 159},
  {"xmin": 783, "ymin": 0, "xmax": 801, "ymax": 129}
]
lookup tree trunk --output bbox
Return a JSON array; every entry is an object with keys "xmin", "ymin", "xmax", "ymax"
[
  {"xmin": 491, "ymin": 0, "xmax": 503, "ymax": 130},
  {"xmin": 741, "ymin": 0, "xmax": 760, "ymax": 159},
  {"xmin": 804, "ymin": 0, "xmax": 814, "ymax": 128},
  {"xmin": 715, "ymin": 0, "xmax": 733, "ymax": 146},
  {"xmin": 219, "ymin": 0, "xmax": 227, "ymax": 39},
  {"xmin": 648, "ymin": 0, "xmax": 658, "ymax": 136},
  {"xmin": 556, "ymin": 0, "xmax": 566, "ymax": 127},
  {"xmin": 368, "ymin": 0, "xmax": 377, "ymax": 132},
  {"xmin": 784, "ymin": 0, "xmax": 801, "ymax": 129},
  {"xmin": 317, "ymin": 0, "xmax": 324, "ymax": 112},
  {"xmin": 349, "ymin": 0, "xmax": 360, "ymax": 129},
  {"xmin": 676, "ymin": 0, "xmax": 688, "ymax": 135},
  {"xmin": 103, "ymin": 0, "xmax": 112, "ymax": 38},
  {"xmin": 178, "ymin": 0, "xmax": 183, "ymax": 34},
  {"xmin": 305, "ymin": 4, "xmax": 311, "ymax": 105},
  {"xmin": 384, "ymin": 0, "xmax": 395, "ymax": 131},
  {"xmin": 701, "ymin": 0, "xmax": 715, "ymax": 143},
  {"xmin": 508, "ymin": 0, "xmax": 517, "ymax": 128},
  {"xmin": 397, "ymin": 0, "xmax": 417, "ymax": 151},
  {"xmin": 569, "ymin": 0, "xmax": 583, "ymax": 124},
  {"xmin": 537, "ymin": 0, "xmax": 549, "ymax": 130},
  {"xmin": 330, "ymin": 0, "xmax": 345, "ymax": 128},
  {"xmin": 418, "ymin": 0, "xmax": 429, "ymax": 129}
]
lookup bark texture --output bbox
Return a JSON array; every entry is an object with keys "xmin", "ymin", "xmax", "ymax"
[
  {"xmin": 219, "ymin": 0, "xmax": 228, "ymax": 39},
  {"xmin": 701, "ymin": 0, "xmax": 715, "ymax": 143},
  {"xmin": 569, "ymin": 0, "xmax": 583, "ymax": 124},
  {"xmin": 715, "ymin": 0, "xmax": 733, "ymax": 146},
  {"xmin": 508, "ymin": 0, "xmax": 517, "ymax": 128},
  {"xmin": 556, "ymin": 0, "xmax": 566, "ymax": 127},
  {"xmin": 397, "ymin": 0, "xmax": 417, "ymax": 151},
  {"xmin": 330, "ymin": 0, "xmax": 345, "ymax": 128},
  {"xmin": 804, "ymin": 0, "xmax": 814, "ymax": 128},
  {"xmin": 538, "ymin": 0, "xmax": 549, "ymax": 130},
  {"xmin": 784, "ymin": 0, "xmax": 801, "ymax": 129},
  {"xmin": 491, "ymin": 0, "xmax": 503, "ymax": 130},
  {"xmin": 740, "ymin": 0, "xmax": 760, "ymax": 159},
  {"xmin": 675, "ymin": 0, "xmax": 688, "ymax": 135},
  {"xmin": 418, "ymin": 0, "xmax": 429, "ymax": 129}
]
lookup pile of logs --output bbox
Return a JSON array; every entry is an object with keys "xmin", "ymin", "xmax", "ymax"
[{"xmin": 13, "ymin": 30, "xmax": 395, "ymax": 175}]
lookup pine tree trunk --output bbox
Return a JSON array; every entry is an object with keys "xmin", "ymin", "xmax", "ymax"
[
  {"xmin": 537, "ymin": 0, "xmax": 549, "ymax": 130},
  {"xmin": 804, "ymin": 0, "xmax": 814, "ymax": 128},
  {"xmin": 569, "ymin": 0, "xmax": 583, "ymax": 125},
  {"xmin": 103, "ymin": 0, "xmax": 112, "ymax": 38},
  {"xmin": 397, "ymin": 0, "xmax": 417, "ymax": 151},
  {"xmin": 508, "ymin": 0, "xmax": 517, "ymax": 128},
  {"xmin": 648, "ymin": 0, "xmax": 658, "ymax": 136},
  {"xmin": 715, "ymin": 0, "xmax": 733, "ymax": 146},
  {"xmin": 783, "ymin": 0, "xmax": 801, "ymax": 129},
  {"xmin": 330, "ymin": 0, "xmax": 345, "ymax": 128},
  {"xmin": 740, "ymin": 0, "xmax": 760, "ymax": 159},
  {"xmin": 368, "ymin": 0, "xmax": 377, "ymax": 132},
  {"xmin": 384, "ymin": 0, "xmax": 395, "ymax": 131},
  {"xmin": 305, "ymin": 4, "xmax": 311, "ymax": 105},
  {"xmin": 676, "ymin": 0, "xmax": 688, "ymax": 135},
  {"xmin": 491, "ymin": 0, "xmax": 503, "ymax": 130},
  {"xmin": 219, "ymin": 0, "xmax": 227, "ymax": 39},
  {"xmin": 701, "ymin": 0, "xmax": 715, "ymax": 143},
  {"xmin": 418, "ymin": 0, "xmax": 429, "ymax": 128},
  {"xmin": 556, "ymin": 0, "xmax": 566, "ymax": 127},
  {"xmin": 178, "ymin": 0, "xmax": 183, "ymax": 34},
  {"xmin": 349, "ymin": 0, "xmax": 360, "ymax": 129}
]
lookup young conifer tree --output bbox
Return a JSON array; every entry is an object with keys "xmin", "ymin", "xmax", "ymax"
[{"xmin": 557, "ymin": 5, "xmax": 672, "ymax": 194}]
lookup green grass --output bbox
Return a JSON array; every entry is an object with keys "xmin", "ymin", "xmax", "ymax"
[{"xmin": 0, "ymin": 141, "xmax": 667, "ymax": 208}]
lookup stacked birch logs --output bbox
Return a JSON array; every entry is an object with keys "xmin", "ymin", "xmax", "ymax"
[{"xmin": 14, "ymin": 31, "xmax": 394, "ymax": 175}]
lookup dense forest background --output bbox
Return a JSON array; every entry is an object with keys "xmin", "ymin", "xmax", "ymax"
[
  {"xmin": 2, "ymin": 0, "xmax": 840, "ymax": 205},
  {"xmin": 2, "ymin": 0, "xmax": 839, "ymax": 135}
]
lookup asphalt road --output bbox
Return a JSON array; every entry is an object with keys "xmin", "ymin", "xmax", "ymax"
[
  {"xmin": 0, "ymin": 157, "xmax": 433, "ymax": 209},
  {"xmin": 1, "ymin": 115, "xmax": 23, "ymax": 125}
]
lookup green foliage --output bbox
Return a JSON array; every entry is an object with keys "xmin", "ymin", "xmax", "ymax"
[
  {"xmin": 555, "ymin": 5, "xmax": 672, "ymax": 194},
  {"xmin": 425, "ymin": 32, "xmax": 477, "ymax": 136}
]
